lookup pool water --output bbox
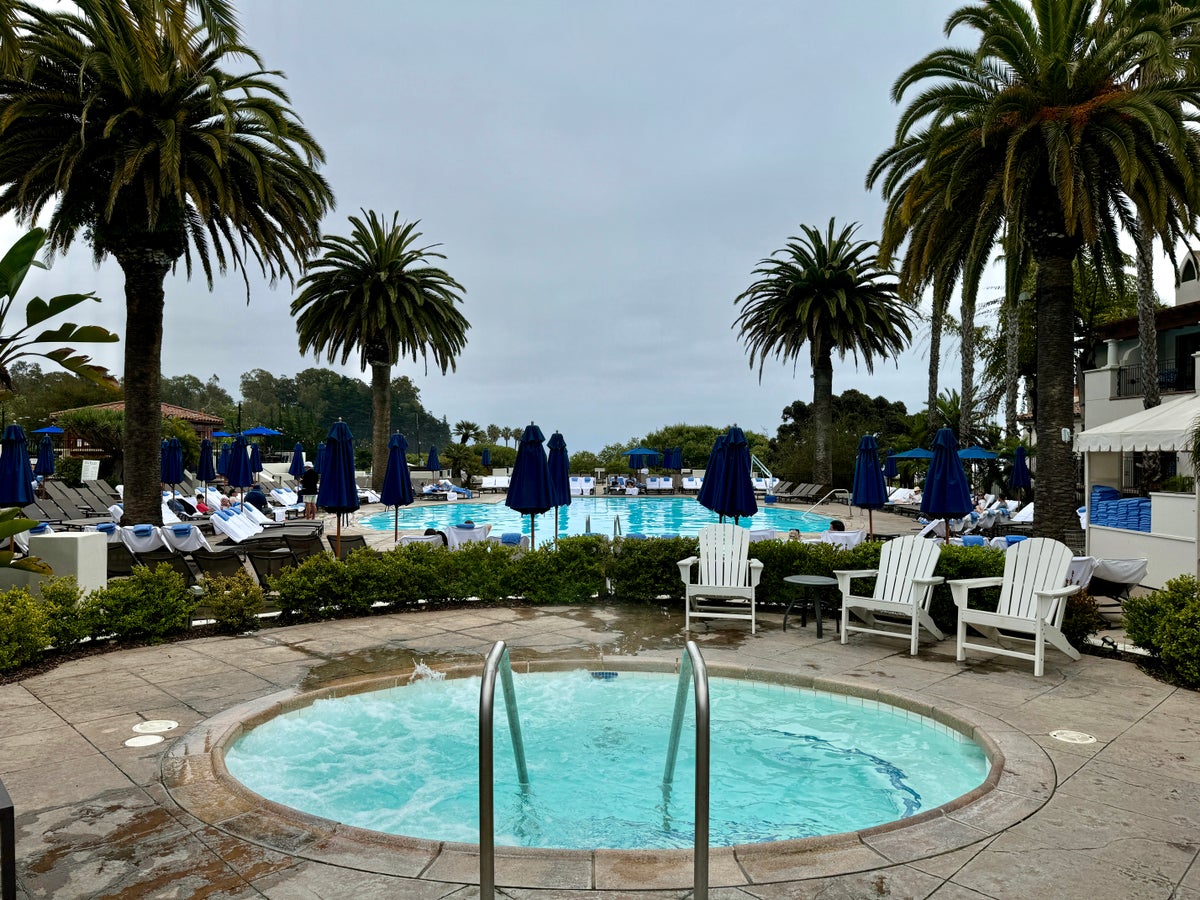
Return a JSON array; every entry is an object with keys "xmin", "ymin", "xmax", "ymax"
[
  {"xmin": 224, "ymin": 671, "xmax": 989, "ymax": 850},
  {"xmin": 359, "ymin": 495, "xmax": 831, "ymax": 543}
]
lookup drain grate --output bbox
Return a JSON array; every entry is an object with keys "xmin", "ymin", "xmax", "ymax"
[
  {"xmin": 1049, "ymin": 729, "xmax": 1096, "ymax": 745},
  {"xmin": 132, "ymin": 720, "xmax": 179, "ymax": 734},
  {"xmin": 125, "ymin": 734, "xmax": 165, "ymax": 748}
]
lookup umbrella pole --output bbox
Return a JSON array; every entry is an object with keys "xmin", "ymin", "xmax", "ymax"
[
  {"xmin": 530, "ymin": 514, "xmax": 535, "ymax": 550},
  {"xmin": 337, "ymin": 514, "xmax": 343, "ymax": 559},
  {"xmin": 554, "ymin": 507, "xmax": 559, "ymax": 548},
  {"xmin": 868, "ymin": 509, "xmax": 874, "ymax": 539},
  {"xmin": 394, "ymin": 506, "xmax": 398, "ymax": 544}
]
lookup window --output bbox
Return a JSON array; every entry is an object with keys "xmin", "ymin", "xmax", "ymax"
[{"xmin": 1182, "ymin": 257, "xmax": 1198, "ymax": 282}]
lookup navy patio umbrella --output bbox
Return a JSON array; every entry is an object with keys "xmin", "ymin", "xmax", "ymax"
[
  {"xmin": 242, "ymin": 426, "xmax": 282, "ymax": 437},
  {"xmin": 315, "ymin": 442, "xmax": 326, "ymax": 475},
  {"xmin": 216, "ymin": 443, "xmax": 230, "ymax": 476},
  {"xmin": 32, "ymin": 426, "xmax": 63, "ymax": 434},
  {"xmin": 1011, "ymin": 445, "xmax": 1032, "ymax": 497},
  {"xmin": 481, "ymin": 447, "xmax": 491, "ymax": 468},
  {"xmin": 547, "ymin": 431, "xmax": 571, "ymax": 546},
  {"xmin": 851, "ymin": 434, "xmax": 888, "ymax": 537},
  {"xmin": 893, "ymin": 447, "xmax": 934, "ymax": 460},
  {"xmin": 695, "ymin": 434, "xmax": 727, "ymax": 515},
  {"xmin": 714, "ymin": 426, "xmax": 757, "ymax": 523},
  {"xmin": 161, "ymin": 437, "xmax": 183, "ymax": 500},
  {"xmin": 225, "ymin": 433, "xmax": 255, "ymax": 506},
  {"xmin": 213, "ymin": 431, "xmax": 233, "ymax": 439},
  {"xmin": 34, "ymin": 435, "xmax": 54, "ymax": 478},
  {"xmin": 920, "ymin": 428, "xmax": 973, "ymax": 541},
  {"xmin": 427, "ymin": 445, "xmax": 441, "ymax": 474},
  {"xmin": 623, "ymin": 447, "xmax": 659, "ymax": 470},
  {"xmin": 197, "ymin": 438, "xmax": 216, "ymax": 494},
  {"xmin": 0, "ymin": 424, "xmax": 34, "ymax": 508},
  {"xmin": 288, "ymin": 443, "xmax": 306, "ymax": 480},
  {"xmin": 249, "ymin": 442, "xmax": 263, "ymax": 476},
  {"xmin": 379, "ymin": 432, "xmax": 414, "ymax": 542},
  {"xmin": 317, "ymin": 420, "xmax": 360, "ymax": 558},
  {"xmin": 505, "ymin": 423, "xmax": 552, "ymax": 547},
  {"xmin": 884, "ymin": 449, "xmax": 898, "ymax": 481},
  {"xmin": 958, "ymin": 445, "xmax": 997, "ymax": 460}
]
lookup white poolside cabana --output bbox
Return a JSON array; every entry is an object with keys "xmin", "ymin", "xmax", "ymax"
[{"xmin": 1076, "ymin": 393, "xmax": 1200, "ymax": 589}]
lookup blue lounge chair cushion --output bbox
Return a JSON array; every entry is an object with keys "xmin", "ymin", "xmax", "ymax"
[
  {"xmin": 30, "ymin": 524, "xmax": 49, "ymax": 534},
  {"xmin": 500, "ymin": 532, "xmax": 522, "ymax": 545},
  {"xmin": 172, "ymin": 524, "xmax": 193, "ymax": 536},
  {"xmin": 132, "ymin": 524, "xmax": 153, "ymax": 536},
  {"xmin": 97, "ymin": 523, "xmax": 116, "ymax": 534},
  {"xmin": 962, "ymin": 535, "xmax": 985, "ymax": 547},
  {"xmin": 457, "ymin": 523, "xmax": 474, "ymax": 530},
  {"xmin": 1006, "ymin": 535, "xmax": 1027, "ymax": 545}
]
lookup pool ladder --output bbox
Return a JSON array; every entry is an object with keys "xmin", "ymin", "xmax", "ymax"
[{"xmin": 478, "ymin": 640, "xmax": 711, "ymax": 900}]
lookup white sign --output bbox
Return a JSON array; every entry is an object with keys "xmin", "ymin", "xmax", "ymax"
[{"xmin": 80, "ymin": 459, "xmax": 100, "ymax": 482}]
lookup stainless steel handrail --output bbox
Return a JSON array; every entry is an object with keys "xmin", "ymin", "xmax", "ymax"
[
  {"xmin": 1, "ymin": 776, "xmax": 14, "ymax": 900},
  {"xmin": 662, "ymin": 641, "xmax": 710, "ymax": 899},
  {"xmin": 479, "ymin": 640, "xmax": 529, "ymax": 899}
]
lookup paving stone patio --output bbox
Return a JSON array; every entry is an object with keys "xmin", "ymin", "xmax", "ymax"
[{"xmin": 0, "ymin": 594, "xmax": 1197, "ymax": 899}]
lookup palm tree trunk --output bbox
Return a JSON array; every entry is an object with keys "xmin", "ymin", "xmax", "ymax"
[
  {"xmin": 115, "ymin": 250, "xmax": 170, "ymax": 525},
  {"xmin": 371, "ymin": 361, "xmax": 390, "ymax": 492},
  {"xmin": 928, "ymin": 273, "xmax": 949, "ymax": 430},
  {"xmin": 1005, "ymin": 290, "xmax": 1021, "ymax": 439},
  {"xmin": 1034, "ymin": 254, "xmax": 1078, "ymax": 542},
  {"xmin": 959, "ymin": 277, "xmax": 978, "ymax": 444},
  {"xmin": 811, "ymin": 343, "xmax": 834, "ymax": 484},
  {"xmin": 1135, "ymin": 219, "xmax": 1160, "ymax": 489}
]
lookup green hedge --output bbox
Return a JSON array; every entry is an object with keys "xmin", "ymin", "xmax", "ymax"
[{"xmin": 1125, "ymin": 575, "xmax": 1200, "ymax": 688}]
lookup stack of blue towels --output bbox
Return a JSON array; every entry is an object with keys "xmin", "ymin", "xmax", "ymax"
[{"xmin": 1089, "ymin": 493, "xmax": 1151, "ymax": 532}]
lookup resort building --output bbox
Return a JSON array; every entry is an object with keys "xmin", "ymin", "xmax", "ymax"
[
  {"xmin": 49, "ymin": 401, "xmax": 225, "ymax": 458},
  {"xmin": 1076, "ymin": 252, "xmax": 1200, "ymax": 588}
]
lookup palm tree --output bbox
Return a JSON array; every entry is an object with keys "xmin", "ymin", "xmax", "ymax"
[
  {"xmin": 868, "ymin": 0, "xmax": 1200, "ymax": 540},
  {"xmin": 486, "ymin": 423, "xmax": 501, "ymax": 445},
  {"xmin": 0, "ymin": 1, "xmax": 331, "ymax": 524},
  {"xmin": 453, "ymin": 420, "xmax": 483, "ymax": 445},
  {"xmin": 293, "ymin": 212, "xmax": 469, "ymax": 490},
  {"xmin": 734, "ymin": 219, "xmax": 914, "ymax": 484}
]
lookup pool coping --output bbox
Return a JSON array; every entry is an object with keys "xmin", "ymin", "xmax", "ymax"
[{"xmin": 163, "ymin": 656, "xmax": 1053, "ymax": 890}]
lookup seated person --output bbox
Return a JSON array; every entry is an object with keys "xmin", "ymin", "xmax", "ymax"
[
  {"xmin": 193, "ymin": 492, "xmax": 212, "ymax": 515},
  {"xmin": 244, "ymin": 484, "xmax": 270, "ymax": 513},
  {"xmin": 829, "ymin": 520, "xmax": 846, "ymax": 532}
]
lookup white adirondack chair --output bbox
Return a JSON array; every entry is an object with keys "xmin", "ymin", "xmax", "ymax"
[
  {"xmin": 950, "ymin": 537, "xmax": 1081, "ymax": 677},
  {"xmin": 678, "ymin": 523, "xmax": 764, "ymax": 633},
  {"xmin": 836, "ymin": 535, "xmax": 945, "ymax": 655}
]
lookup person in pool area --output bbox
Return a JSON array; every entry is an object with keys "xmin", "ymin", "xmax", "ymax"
[
  {"xmin": 244, "ymin": 483, "xmax": 269, "ymax": 513},
  {"xmin": 829, "ymin": 520, "xmax": 846, "ymax": 531},
  {"xmin": 300, "ymin": 462, "xmax": 319, "ymax": 520}
]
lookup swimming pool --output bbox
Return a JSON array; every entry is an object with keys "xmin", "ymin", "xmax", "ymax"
[
  {"xmin": 224, "ymin": 669, "xmax": 989, "ymax": 850},
  {"xmin": 359, "ymin": 495, "xmax": 831, "ymax": 543}
]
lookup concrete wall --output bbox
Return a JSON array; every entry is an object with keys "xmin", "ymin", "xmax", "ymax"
[{"xmin": 1088, "ymin": 526, "xmax": 1196, "ymax": 590}]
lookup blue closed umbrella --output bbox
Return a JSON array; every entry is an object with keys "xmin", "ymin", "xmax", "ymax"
[
  {"xmin": 505, "ymin": 423, "xmax": 552, "ymax": 547},
  {"xmin": 379, "ymin": 432, "xmax": 414, "ymax": 542},
  {"xmin": 1011, "ymin": 445, "xmax": 1031, "ymax": 496},
  {"xmin": 197, "ymin": 438, "xmax": 216, "ymax": 491},
  {"xmin": 547, "ymin": 431, "xmax": 571, "ymax": 546},
  {"xmin": 427, "ymin": 445, "xmax": 441, "ymax": 473},
  {"xmin": 225, "ymin": 433, "xmax": 255, "ymax": 504},
  {"xmin": 315, "ymin": 442, "xmax": 326, "ymax": 475},
  {"xmin": 161, "ymin": 437, "xmax": 183, "ymax": 493},
  {"xmin": 34, "ymin": 435, "xmax": 54, "ymax": 478},
  {"xmin": 695, "ymin": 435, "xmax": 727, "ymax": 513},
  {"xmin": 481, "ymin": 447, "xmax": 491, "ymax": 468},
  {"xmin": 884, "ymin": 449, "xmax": 898, "ymax": 481},
  {"xmin": 317, "ymin": 420, "xmax": 360, "ymax": 557},
  {"xmin": 0, "ymin": 424, "xmax": 34, "ymax": 508},
  {"xmin": 216, "ymin": 443, "xmax": 230, "ymax": 476},
  {"xmin": 249, "ymin": 442, "xmax": 263, "ymax": 475},
  {"xmin": 921, "ymin": 428, "xmax": 973, "ymax": 541},
  {"xmin": 851, "ymin": 434, "xmax": 888, "ymax": 537},
  {"xmin": 288, "ymin": 443, "xmax": 306, "ymax": 480},
  {"xmin": 714, "ymin": 426, "xmax": 757, "ymax": 523}
]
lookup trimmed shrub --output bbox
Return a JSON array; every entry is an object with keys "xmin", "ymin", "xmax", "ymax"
[
  {"xmin": 1125, "ymin": 576, "xmax": 1200, "ymax": 687},
  {"xmin": 928, "ymin": 545, "xmax": 1006, "ymax": 633},
  {"xmin": 0, "ymin": 586, "xmax": 50, "ymax": 671},
  {"xmin": 505, "ymin": 536, "xmax": 608, "ymax": 604},
  {"xmin": 608, "ymin": 537, "xmax": 697, "ymax": 603},
  {"xmin": 270, "ymin": 554, "xmax": 348, "ymax": 621},
  {"xmin": 83, "ymin": 563, "xmax": 194, "ymax": 641},
  {"xmin": 1061, "ymin": 591, "xmax": 1108, "ymax": 649},
  {"xmin": 38, "ymin": 576, "xmax": 89, "ymax": 651},
  {"xmin": 202, "ymin": 569, "xmax": 265, "ymax": 634}
]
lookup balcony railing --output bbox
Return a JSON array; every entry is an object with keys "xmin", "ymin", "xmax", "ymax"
[{"xmin": 1114, "ymin": 364, "xmax": 1195, "ymax": 398}]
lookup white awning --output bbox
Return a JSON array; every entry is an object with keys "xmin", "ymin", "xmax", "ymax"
[{"xmin": 1075, "ymin": 393, "xmax": 1200, "ymax": 453}]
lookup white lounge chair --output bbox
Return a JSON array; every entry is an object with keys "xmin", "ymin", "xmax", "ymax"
[
  {"xmin": 161, "ymin": 523, "xmax": 212, "ymax": 554},
  {"xmin": 837, "ymin": 534, "xmax": 945, "ymax": 656},
  {"xmin": 820, "ymin": 529, "xmax": 867, "ymax": 549},
  {"xmin": 569, "ymin": 476, "xmax": 584, "ymax": 496},
  {"xmin": 681, "ymin": 476, "xmax": 702, "ymax": 494},
  {"xmin": 210, "ymin": 509, "xmax": 261, "ymax": 543},
  {"xmin": 445, "ymin": 523, "xmax": 492, "ymax": 549},
  {"xmin": 678, "ymin": 523, "xmax": 764, "ymax": 634},
  {"xmin": 951, "ymin": 537, "xmax": 1080, "ymax": 677},
  {"xmin": 399, "ymin": 533, "xmax": 446, "ymax": 547},
  {"xmin": 1010, "ymin": 502, "xmax": 1034, "ymax": 524},
  {"xmin": 580, "ymin": 477, "xmax": 595, "ymax": 495},
  {"xmin": 489, "ymin": 532, "xmax": 530, "ymax": 551},
  {"xmin": 120, "ymin": 524, "xmax": 168, "ymax": 554}
]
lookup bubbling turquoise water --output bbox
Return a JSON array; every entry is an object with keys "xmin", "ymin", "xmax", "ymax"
[
  {"xmin": 359, "ymin": 495, "xmax": 831, "ymax": 544},
  {"xmin": 224, "ymin": 671, "xmax": 989, "ymax": 850}
]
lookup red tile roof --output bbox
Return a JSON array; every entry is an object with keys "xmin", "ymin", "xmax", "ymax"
[{"xmin": 50, "ymin": 401, "xmax": 225, "ymax": 425}]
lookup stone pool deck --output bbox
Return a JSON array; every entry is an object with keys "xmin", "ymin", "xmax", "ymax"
[{"xmin": 1, "ymin": 602, "xmax": 1197, "ymax": 899}]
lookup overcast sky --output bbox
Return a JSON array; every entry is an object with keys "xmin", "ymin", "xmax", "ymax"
[{"xmin": 0, "ymin": 1, "xmax": 1184, "ymax": 452}]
